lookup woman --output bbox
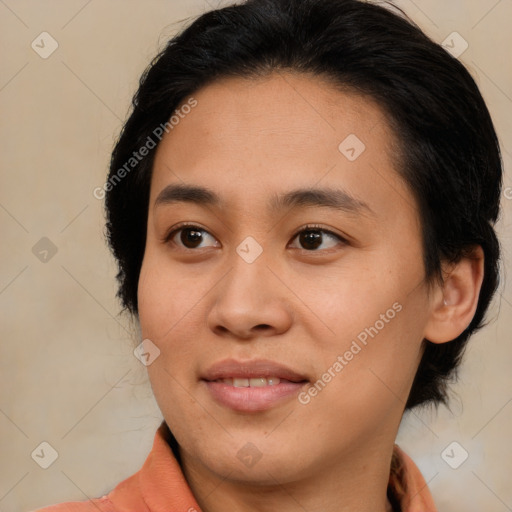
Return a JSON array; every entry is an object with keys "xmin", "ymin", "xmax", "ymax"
[{"xmin": 35, "ymin": 0, "xmax": 502, "ymax": 510}]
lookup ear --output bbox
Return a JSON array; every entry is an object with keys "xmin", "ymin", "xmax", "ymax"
[{"xmin": 423, "ymin": 245, "xmax": 484, "ymax": 344}]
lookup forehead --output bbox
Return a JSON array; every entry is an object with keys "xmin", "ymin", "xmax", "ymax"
[
  {"xmin": 160, "ymin": 71, "xmax": 391, "ymax": 159},
  {"xmin": 150, "ymin": 71, "xmax": 413, "ymax": 221}
]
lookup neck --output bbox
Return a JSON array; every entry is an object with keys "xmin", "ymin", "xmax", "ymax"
[{"xmin": 178, "ymin": 438, "xmax": 397, "ymax": 512}]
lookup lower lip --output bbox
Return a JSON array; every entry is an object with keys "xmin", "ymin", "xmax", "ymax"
[{"xmin": 203, "ymin": 380, "xmax": 307, "ymax": 412}]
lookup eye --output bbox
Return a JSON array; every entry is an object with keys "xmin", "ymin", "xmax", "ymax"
[
  {"xmin": 289, "ymin": 224, "xmax": 347, "ymax": 251},
  {"xmin": 164, "ymin": 223, "xmax": 219, "ymax": 250},
  {"xmin": 163, "ymin": 223, "xmax": 347, "ymax": 252}
]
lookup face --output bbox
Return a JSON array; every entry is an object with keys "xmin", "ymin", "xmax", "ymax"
[{"xmin": 138, "ymin": 71, "xmax": 433, "ymax": 485}]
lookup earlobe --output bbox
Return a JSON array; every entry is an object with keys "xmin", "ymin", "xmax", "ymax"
[{"xmin": 423, "ymin": 246, "xmax": 484, "ymax": 344}]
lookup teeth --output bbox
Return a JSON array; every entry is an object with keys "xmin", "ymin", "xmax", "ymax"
[
  {"xmin": 219, "ymin": 377, "xmax": 281, "ymax": 387},
  {"xmin": 233, "ymin": 378, "xmax": 249, "ymax": 388},
  {"xmin": 250, "ymin": 378, "xmax": 267, "ymax": 387}
]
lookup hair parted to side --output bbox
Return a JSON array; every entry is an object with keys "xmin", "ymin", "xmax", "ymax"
[{"xmin": 104, "ymin": 0, "xmax": 502, "ymax": 410}]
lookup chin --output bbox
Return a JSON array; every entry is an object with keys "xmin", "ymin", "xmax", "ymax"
[{"xmin": 188, "ymin": 434, "xmax": 309, "ymax": 485}]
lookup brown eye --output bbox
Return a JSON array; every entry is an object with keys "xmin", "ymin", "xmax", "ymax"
[
  {"xmin": 290, "ymin": 226, "xmax": 345, "ymax": 251},
  {"xmin": 166, "ymin": 225, "xmax": 218, "ymax": 249},
  {"xmin": 298, "ymin": 230, "xmax": 323, "ymax": 250}
]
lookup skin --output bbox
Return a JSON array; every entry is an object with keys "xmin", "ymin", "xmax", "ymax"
[{"xmin": 137, "ymin": 71, "xmax": 484, "ymax": 512}]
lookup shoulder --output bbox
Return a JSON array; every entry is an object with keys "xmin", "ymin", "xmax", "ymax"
[
  {"xmin": 391, "ymin": 444, "xmax": 438, "ymax": 512},
  {"xmin": 31, "ymin": 495, "xmax": 116, "ymax": 512}
]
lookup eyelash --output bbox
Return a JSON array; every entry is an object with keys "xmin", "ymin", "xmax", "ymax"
[{"xmin": 163, "ymin": 222, "xmax": 348, "ymax": 252}]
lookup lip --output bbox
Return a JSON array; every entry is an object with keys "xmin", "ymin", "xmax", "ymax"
[
  {"xmin": 201, "ymin": 359, "xmax": 309, "ymax": 412},
  {"xmin": 202, "ymin": 358, "xmax": 309, "ymax": 382}
]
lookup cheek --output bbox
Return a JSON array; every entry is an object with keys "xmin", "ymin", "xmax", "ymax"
[
  {"xmin": 138, "ymin": 256, "xmax": 208, "ymax": 407},
  {"xmin": 137, "ymin": 253, "xmax": 210, "ymax": 341},
  {"xmin": 301, "ymin": 268, "xmax": 428, "ymax": 413},
  {"xmin": 303, "ymin": 270, "xmax": 402, "ymax": 355},
  {"xmin": 294, "ymin": 233, "xmax": 424, "ymax": 348},
  {"xmin": 147, "ymin": 361, "xmax": 225, "ymax": 460},
  {"xmin": 294, "ymin": 315, "xmax": 424, "ymax": 450},
  {"xmin": 316, "ymin": 301, "xmax": 426, "ymax": 420}
]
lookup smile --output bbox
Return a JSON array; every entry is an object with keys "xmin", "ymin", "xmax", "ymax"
[
  {"xmin": 202, "ymin": 359, "xmax": 309, "ymax": 412},
  {"xmin": 214, "ymin": 377, "xmax": 282, "ymax": 387}
]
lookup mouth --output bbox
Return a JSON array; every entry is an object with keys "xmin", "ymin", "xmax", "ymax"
[
  {"xmin": 212, "ymin": 377, "xmax": 286, "ymax": 387},
  {"xmin": 201, "ymin": 359, "xmax": 309, "ymax": 412}
]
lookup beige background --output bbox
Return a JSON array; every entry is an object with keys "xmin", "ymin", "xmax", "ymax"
[{"xmin": 1, "ymin": 0, "xmax": 511, "ymax": 510}]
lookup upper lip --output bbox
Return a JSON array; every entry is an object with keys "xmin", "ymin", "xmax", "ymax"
[{"xmin": 202, "ymin": 359, "xmax": 309, "ymax": 383}]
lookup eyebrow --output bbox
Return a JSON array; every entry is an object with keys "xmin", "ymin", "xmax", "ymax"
[{"xmin": 154, "ymin": 183, "xmax": 375, "ymax": 217}]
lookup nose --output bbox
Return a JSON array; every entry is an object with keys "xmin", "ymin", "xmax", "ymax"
[{"xmin": 205, "ymin": 247, "xmax": 294, "ymax": 340}]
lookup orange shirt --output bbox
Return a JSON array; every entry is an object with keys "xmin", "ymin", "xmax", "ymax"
[{"xmin": 34, "ymin": 422, "xmax": 437, "ymax": 512}]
